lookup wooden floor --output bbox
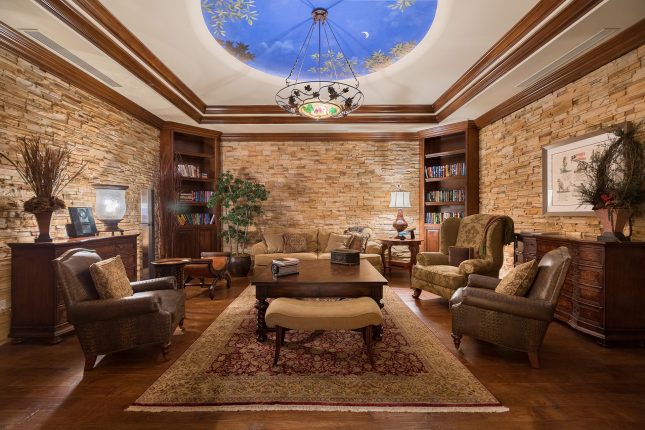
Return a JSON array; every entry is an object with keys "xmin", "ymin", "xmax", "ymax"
[{"xmin": 1, "ymin": 268, "xmax": 644, "ymax": 429}]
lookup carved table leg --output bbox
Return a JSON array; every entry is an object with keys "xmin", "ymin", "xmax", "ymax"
[{"xmin": 255, "ymin": 298, "xmax": 269, "ymax": 342}]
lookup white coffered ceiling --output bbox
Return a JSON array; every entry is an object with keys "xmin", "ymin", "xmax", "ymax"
[{"xmin": 1, "ymin": 0, "xmax": 644, "ymax": 133}]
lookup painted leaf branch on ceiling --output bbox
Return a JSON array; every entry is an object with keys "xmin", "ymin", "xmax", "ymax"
[
  {"xmin": 309, "ymin": 50, "xmax": 359, "ymax": 80},
  {"xmin": 202, "ymin": 0, "xmax": 258, "ymax": 37},
  {"xmin": 388, "ymin": 0, "xmax": 417, "ymax": 13}
]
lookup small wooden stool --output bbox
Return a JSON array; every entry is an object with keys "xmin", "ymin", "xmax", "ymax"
[
  {"xmin": 265, "ymin": 297, "xmax": 383, "ymax": 366},
  {"xmin": 183, "ymin": 252, "xmax": 231, "ymax": 299}
]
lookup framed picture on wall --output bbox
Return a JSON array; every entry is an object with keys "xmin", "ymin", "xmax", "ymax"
[{"xmin": 542, "ymin": 130, "xmax": 614, "ymax": 215}]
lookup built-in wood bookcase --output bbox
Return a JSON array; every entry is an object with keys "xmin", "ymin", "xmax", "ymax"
[
  {"xmin": 418, "ymin": 121, "xmax": 479, "ymax": 252},
  {"xmin": 160, "ymin": 122, "xmax": 221, "ymax": 258}
]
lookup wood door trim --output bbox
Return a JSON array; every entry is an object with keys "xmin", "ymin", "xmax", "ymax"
[
  {"xmin": 221, "ymin": 132, "xmax": 418, "ymax": 142},
  {"xmin": 475, "ymin": 19, "xmax": 645, "ymax": 128},
  {"xmin": 432, "ymin": 0, "xmax": 566, "ymax": 112},
  {"xmin": 435, "ymin": 0, "xmax": 603, "ymax": 121},
  {"xmin": 70, "ymin": 0, "xmax": 206, "ymax": 112},
  {"xmin": 0, "ymin": 21, "xmax": 163, "ymax": 128},
  {"xmin": 35, "ymin": 0, "xmax": 202, "ymax": 122}
]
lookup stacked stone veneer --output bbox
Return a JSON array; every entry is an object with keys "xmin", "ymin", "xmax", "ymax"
[
  {"xmin": 222, "ymin": 140, "xmax": 420, "ymax": 241},
  {"xmin": 0, "ymin": 48, "xmax": 160, "ymax": 342},
  {"xmin": 480, "ymin": 45, "xmax": 645, "ymax": 273}
]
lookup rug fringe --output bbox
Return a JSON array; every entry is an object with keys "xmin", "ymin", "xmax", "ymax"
[{"xmin": 126, "ymin": 405, "xmax": 509, "ymax": 413}]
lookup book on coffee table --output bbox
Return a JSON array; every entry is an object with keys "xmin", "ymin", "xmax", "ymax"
[{"xmin": 272, "ymin": 257, "xmax": 300, "ymax": 266}]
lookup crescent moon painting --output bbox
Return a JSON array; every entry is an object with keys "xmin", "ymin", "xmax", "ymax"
[{"xmin": 361, "ymin": 31, "xmax": 370, "ymax": 39}]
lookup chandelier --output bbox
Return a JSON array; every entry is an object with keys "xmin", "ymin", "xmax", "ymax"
[{"xmin": 275, "ymin": 8, "xmax": 363, "ymax": 120}]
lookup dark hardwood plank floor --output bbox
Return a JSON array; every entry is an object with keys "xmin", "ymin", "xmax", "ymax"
[{"xmin": 1, "ymin": 268, "xmax": 644, "ymax": 429}]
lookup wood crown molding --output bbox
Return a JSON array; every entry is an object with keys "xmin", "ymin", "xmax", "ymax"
[
  {"xmin": 221, "ymin": 132, "xmax": 418, "ymax": 142},
  {"xmin": 435, "ymin": 0, "xmax": 603, "ymax": 122},
  {"xmin": 163, "ymin": 121, "xmax": 221, "ymax": 138},
  {"xmin": 70, "ymin": 0, "xmax": 206, "ymax": 112},
  {"xmin": 417, "ymin": 120, "xmax": 478, "ymax": 139},
  {"xmin": 201, "ymin": 114, "xmax": 437, "ymax": 125},
  {"xmin": 432, "ymin": 0, "xmax": 566, "ymax": 112},
  {"xmin": 0, "ymin": 20, "xmax": 163, "ymax": 128},
  {"xmin": 475, "ymin": 19, "xmax": 645, "ymax": 128},
  {"xmin": 35, "ymin": 0, "xmax": 202, "ymax": 122},
  {"xmin": 204, "ymin": 104, "xmax": 435, "ymax": 115}
]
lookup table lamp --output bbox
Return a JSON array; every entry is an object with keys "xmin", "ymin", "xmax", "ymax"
[
  {"xmin": 94, "ymin": 184, "xmax": 128, "ymax": 232},
  {"xmin": 389, "ymin": 186, "xmax": 411, "ymax": 239}
]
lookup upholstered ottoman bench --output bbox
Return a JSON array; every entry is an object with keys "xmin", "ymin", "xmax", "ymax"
[{"xmin": 265, "ymin": 297, "xmax": 383, "ymax": 366}]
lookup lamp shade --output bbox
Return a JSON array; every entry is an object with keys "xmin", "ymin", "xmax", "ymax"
[
  {"xmin": 94, "ymin": 184, "xmax": 128, "ymax": 223},
  {"xmin": 389, "ymin": 191, "xmax": 411, "ymax": 208}
]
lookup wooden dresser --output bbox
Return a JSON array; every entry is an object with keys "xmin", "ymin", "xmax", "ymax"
[
  {"xmin": 8, "ymin": 234, "xmax": 138, "ymax": 344},
  {"xmin": 517, "ymin": 233, "xmax": 645, "ymax": 345}
]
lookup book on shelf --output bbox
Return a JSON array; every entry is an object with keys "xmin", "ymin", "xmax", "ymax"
[
  {"xmin": 176, "ymin": 212, "xmax": 214, "ymax": 226},
  {"xmin": 425, "ymin": 211, "xmax": 465, "ymax": 224},
  {"xmin": 176, "ymin": 163, "xmax": 201, "ymax": 178},
  {"xmin": 425, "ymin": 162, "xmax": 466, "ymax": 178},
  {"xmin": 272, "ymin": 257, "xmax": 300, "ymax": 267},
  {"xmin": 426, "ymin": 189, "xmax": 465, "ymax": 202},
  {"xmin": 178, "ymin": 190, "xmax": 214, "ymax": 203}
]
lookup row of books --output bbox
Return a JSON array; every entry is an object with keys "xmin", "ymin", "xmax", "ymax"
[
  {"xmin": 426, "ymin": 189, "xmax": 465, "ymax": 202},
  {"xmin": 425, "ymin": 162, "xmax": 466, "ymax": 178},
  {"xmin": 425, "ymin": 211, "xmax": 465, "ymax": 224},
  {"xmin": 176, "ymin": 163, "xmax": 207, "ymax": 179},
  {"xmin": 176, "ymin": 212, "xmax": 215, "ymax": 225},
  {"xmin": 178, "ymin": 191, "xmax": 214, "ymax": 203},
  {"xmin": 271, "ymin": 257, "xmax": 300, "ymax": 277}
]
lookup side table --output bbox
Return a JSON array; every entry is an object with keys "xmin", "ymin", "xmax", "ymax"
[
  {"xmin": 151, "ymin": 258, "xmax": 191, "ymax": 288},
  {"xmin": 378, "ymin": 238, "xmax": 423, "ymax": 277}
]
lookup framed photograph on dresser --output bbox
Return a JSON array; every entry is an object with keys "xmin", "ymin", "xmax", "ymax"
[{"xmin": 542, "ymin": 130, "xmax": 614, "ymax": 215}]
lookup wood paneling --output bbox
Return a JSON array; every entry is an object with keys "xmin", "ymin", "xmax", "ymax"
[
  {"xmin": 436, "ymin": 0, "xmax": 603, "ymax": 121},
  {"xmin": 34, "ymin": 0, "xmax": 202, "ymax": 122},
  {"xmin": 0, "ymin": 21, "xmax": 163, "ymax": 128},
  {"xmin": 475, "ymin": 18, "xmax": 645, "ymax": 128},
  {"xmin": 221, "ymin": 132, "xmax": 418, "ymax": 142},
  {"xmin": 432, "ymin": 0, "xmax": 566, "ymax": 112}
]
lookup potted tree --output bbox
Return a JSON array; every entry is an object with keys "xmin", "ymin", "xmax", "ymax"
[
  {"xmin": 0, "ymin": 136, "xmax": 86, "ymax": 242},
  {"xmin": 576, "ymin": 123, "xmax": 645, "ymax": 241},
  {"xmin": 208, "ymin": 171, "xmax": 269, "ymax": 276}
]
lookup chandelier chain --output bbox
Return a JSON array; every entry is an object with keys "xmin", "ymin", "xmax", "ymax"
[{"xmin": 326, "ymin": 18, "xmax": 360, "ymax": 87}]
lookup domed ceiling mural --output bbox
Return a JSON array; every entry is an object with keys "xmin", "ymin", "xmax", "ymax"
[{"xmin": 201, "ymin": 0, "xmax": 438, "ymax": 79}]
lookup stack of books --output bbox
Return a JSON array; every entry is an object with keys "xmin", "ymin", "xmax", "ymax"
[{"xmin": 271, "ymin": 257, "xmax": 300, "ymax": 277}]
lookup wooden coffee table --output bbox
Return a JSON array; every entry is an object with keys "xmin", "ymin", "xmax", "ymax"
[{"xmin": 252, "ymin": 259, "xmax": 388, "ymax": 342}]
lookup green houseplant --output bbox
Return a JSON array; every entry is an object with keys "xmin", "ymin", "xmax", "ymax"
[
  {"xmin": 0, "ymin": 136, "xmax": 86, "ymax": 242},
  {"xmin": 575, "ymin": 123, "xmax": 645, "ymax": 241},
  {"xmin": 208, "ymin": 171, "xmax": 269, "ymax": 276}
]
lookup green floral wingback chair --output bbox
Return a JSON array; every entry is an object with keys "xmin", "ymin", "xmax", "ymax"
[{"xmin": 411, "ymin": 214, "xmax": 513, "ymax": 300}]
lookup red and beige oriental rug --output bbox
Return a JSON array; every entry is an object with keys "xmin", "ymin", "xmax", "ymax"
[{"xmin": 128, "ymin": 286, "xmax": 507, "ymax": 413}]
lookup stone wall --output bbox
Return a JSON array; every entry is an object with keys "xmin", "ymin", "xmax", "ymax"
[
  {"xmin": 0, "ymin": 48, "xmax": 160, "ymax": 343},
  {"xmin": 221, "ymin": 140, "xmax": 420, "ymax": 242},
  {"xmin": 480, "ymin": 45, "xmax": 645, "ymax": 273}
]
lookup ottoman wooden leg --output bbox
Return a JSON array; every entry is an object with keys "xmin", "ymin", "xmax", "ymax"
[
  {"xmin": 273, "ymin": 326, "xmax": 284, "ymax": 366},
  {"xmin": 365, "ymin": 325, "xmax": 375, "ymax": 367}
]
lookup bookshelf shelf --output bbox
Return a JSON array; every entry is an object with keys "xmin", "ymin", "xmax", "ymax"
[
  {"xmin": 424, "ymin": 149, "xmax": 466, "ymax": 158},
  {"xmin": 179, "ymin": 177, "xmax": 211, "ymax": 182},
  {"xmin": 418, "ymin": 121, "xmax": 479, "ymax": 252},
  {"xmin": 176, "ymin": 150, "xmax": 214, "ymax": 159}
]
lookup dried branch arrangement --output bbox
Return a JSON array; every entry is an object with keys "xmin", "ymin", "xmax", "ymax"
[{"xmin": 0, "ymin": 136, "xmax": 87, "ymax": 214}]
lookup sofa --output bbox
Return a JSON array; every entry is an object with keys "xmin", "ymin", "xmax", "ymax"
[{"xmin": 250, "ymin": 227, "xmax": 384, "ymax": 273}]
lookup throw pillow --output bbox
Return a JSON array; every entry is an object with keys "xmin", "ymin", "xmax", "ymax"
[
  {"xmin": 495, "ymin": 259, "xmax": 539, "ymax": 296},
  {"xmin": 448, "ymin": 246, "xmax": 474, "ymax": 267},
  {"xmin": 283, "ymin": 233, "xmax": 308, "ymax": 253},
  {"xmin": 324, "ymin": 233, "xmax": 351, "ymax": 253},
  {"xmin": 345, "ymin": 231, "xmax": 370, "ymax": 253},
  {"xmin": 89, "ymin": 256, "xmax": 133, "ymax": 300},
  {"xmin": 264, "ymin": 232, "xmax": 284, "ymax": 253}
]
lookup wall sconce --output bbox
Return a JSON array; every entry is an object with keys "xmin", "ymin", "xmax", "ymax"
[{"xmin": 94, "ymin": 184, "xmax": 128, "ymax": 232}]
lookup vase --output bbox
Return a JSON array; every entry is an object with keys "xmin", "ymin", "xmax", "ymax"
[
  {"xmin": 228, "ymin": 254, "xmax": 252, "ymax": 277},
  {"xmin": 34, "ymin": 210, "xmax": 54, "ymax": 243},
  {"xmin": 594, "ymin": 208, "xmax": 631, "ymax": 242}
]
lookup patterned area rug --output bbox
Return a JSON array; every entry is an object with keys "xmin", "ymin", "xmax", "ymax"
[{"xmin": 128, "ymin": 286, "xmax": 507, "ymax": 413}]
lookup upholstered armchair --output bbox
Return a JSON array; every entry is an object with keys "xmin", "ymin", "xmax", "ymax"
[
  {"xmin": 53, "ymin": 248, "xmax": 186, "ymax": 370},
  {"xmin": 450, "ymin": 246, "xmax": 572, "ymax": 368},
  {"xmin": 411, "ymin": 214, "xmax": 509, "ymax": 300}
]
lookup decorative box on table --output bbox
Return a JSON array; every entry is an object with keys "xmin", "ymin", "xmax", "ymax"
[{"xmin": 331, "ymin": 249, "xmax": 360, "ymax": 265}]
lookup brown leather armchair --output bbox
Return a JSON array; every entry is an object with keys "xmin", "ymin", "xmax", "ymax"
[
  {"xmin": 449, "ymin": 246, "xmax": 572, "ymax": 368},
  {"xmin": 53, "ymin": 248, "xmax": 186, "ymax": 370}
]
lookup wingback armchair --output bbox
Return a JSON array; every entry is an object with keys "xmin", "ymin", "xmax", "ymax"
[
  {"xmin": 411, "ymin": 214, "xmax": 509, "ymax": 300},
  {"xmin": 449, "ymin": 246, "xmax": 572, "ymax": 368},
  {"xmin": 53, "ymin": 248, "xmax": 186, "ymax": 370}
]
